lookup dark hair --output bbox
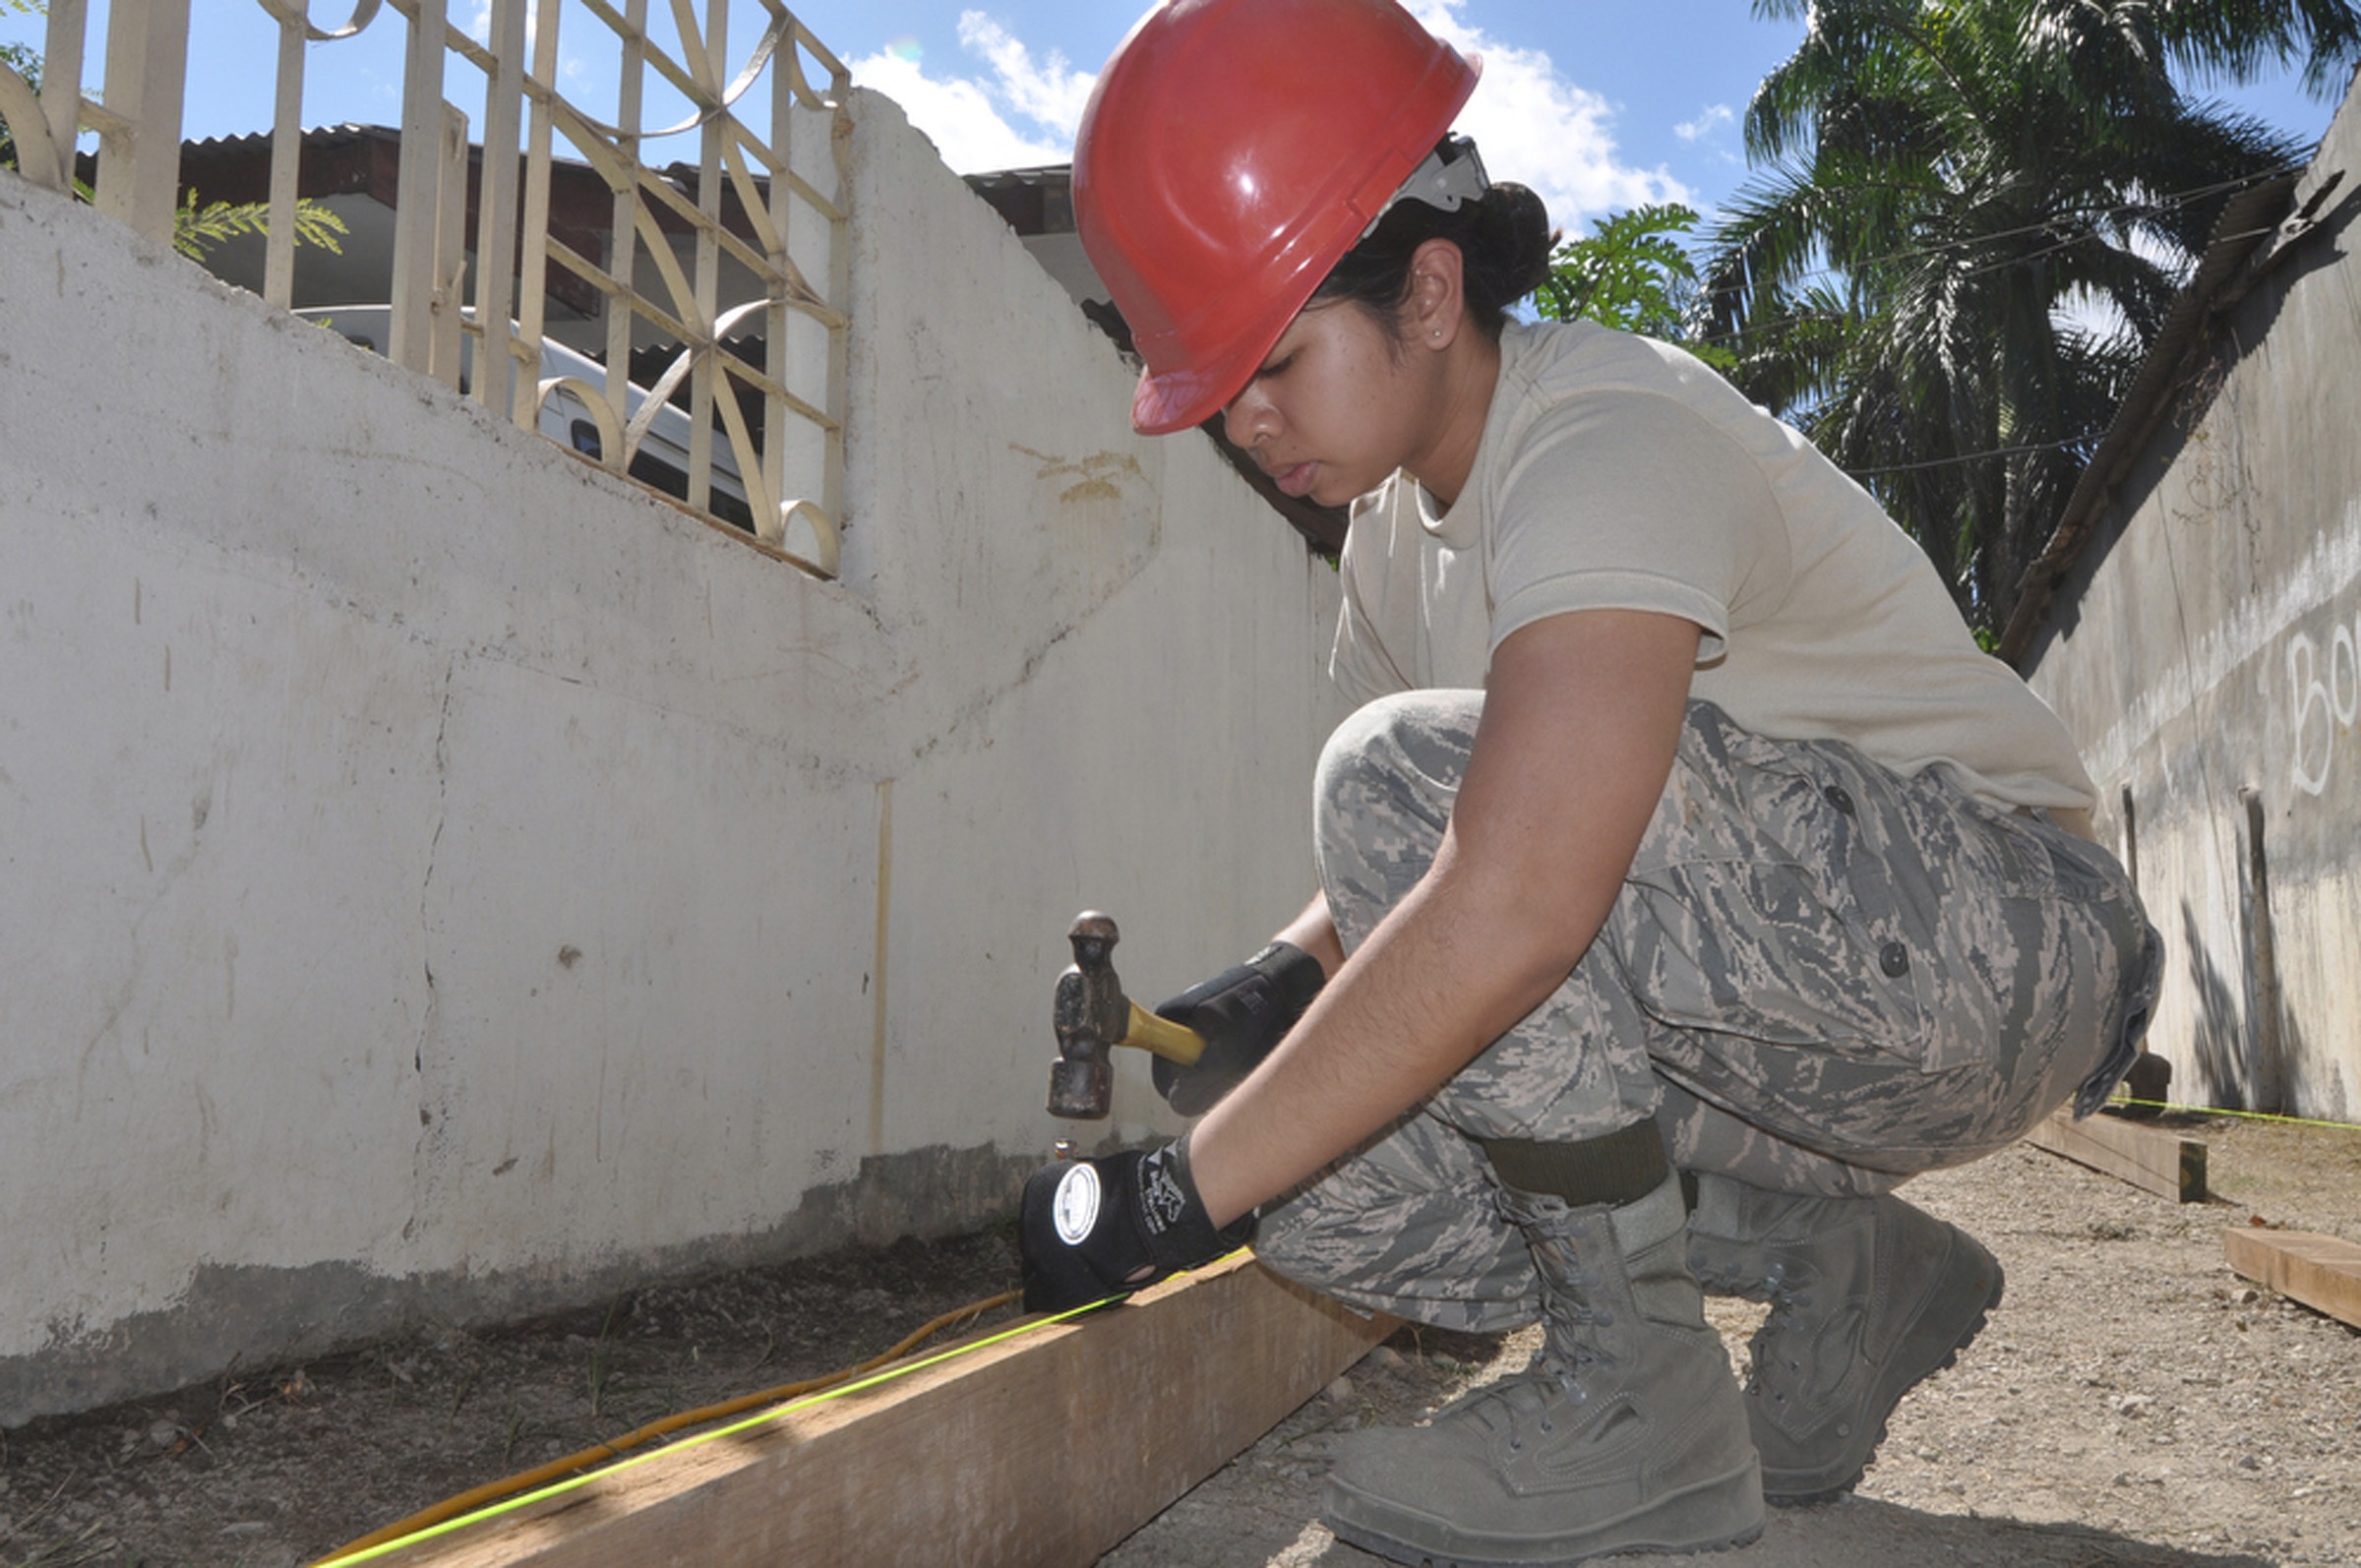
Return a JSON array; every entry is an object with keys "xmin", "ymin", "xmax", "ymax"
[{"xmin": 1311, "ymin": 152, "xmax": 1554, "ymax": 340}]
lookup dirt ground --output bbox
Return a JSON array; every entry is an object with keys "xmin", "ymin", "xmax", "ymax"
[{"xmin": 1, "ymin": 1112, "xmax": 2355, "ymax": 1568}]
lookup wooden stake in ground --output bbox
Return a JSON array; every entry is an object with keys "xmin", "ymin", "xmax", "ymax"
[
  {"xmin": 2023, "ymin": 1107, "xmax": 2207, "ymax": 1202},
  {"xmin": 2224, "ymin": 1229, "xmax": 2361, "ymax": 1331},
  {"xmin": 365, "ymin": 1253, "xmax": 1392, "ymax": 1568}
]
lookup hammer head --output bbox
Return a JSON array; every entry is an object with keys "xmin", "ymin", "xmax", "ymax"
[{"xmin": 1048, "ymin": 911, "xmax": 1126, "ymax": 1118}]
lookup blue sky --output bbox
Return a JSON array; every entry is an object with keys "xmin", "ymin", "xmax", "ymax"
[{"xmin": 4, "ymin": 1, "xmax": 2345, "ymax": 237}]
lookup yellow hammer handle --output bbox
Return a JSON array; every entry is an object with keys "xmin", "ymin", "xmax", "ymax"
[{"xmin": 1120, "ymin": 1002, "xmax": 1205, "ymax": 1066}]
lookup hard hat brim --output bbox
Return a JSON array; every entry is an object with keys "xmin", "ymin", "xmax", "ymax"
[
  {"xmin": 1132, "ymin": 351, "xmax": 1258, "ymax": 438},
  {"xmin": 1074, "ymin": 0, "xmax": 1482, "ymax": 439}
]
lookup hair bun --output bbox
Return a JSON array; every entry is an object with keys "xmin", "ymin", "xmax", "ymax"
[
  {"xmin": 1468, "ymin": 183, "xmax": 1554, "ymax": 317},
  {"xmin": 1310, "ymin": 152, "xmax": 1556, "ymax": 337}
]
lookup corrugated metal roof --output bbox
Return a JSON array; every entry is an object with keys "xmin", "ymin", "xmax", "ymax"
[{"xmin": 182, "ymin": 122, "xmax": 386, "ymax": 152}]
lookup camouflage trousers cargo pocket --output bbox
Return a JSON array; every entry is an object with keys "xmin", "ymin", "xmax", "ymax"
[
  {"xmin": 1265, "ymin": 694, "xmax": 2162, "ymax": 1312},
  {"xmin": 1618, "ymin": 702, "xmax": 2153, "ymax": 1170},
  {"xmin": 1256, "ymin": 692, "xmax": 2157, "ymax": 1327}
]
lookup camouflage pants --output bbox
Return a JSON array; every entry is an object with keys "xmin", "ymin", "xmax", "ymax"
[{"xmin": 1255, "ymin": 692, "xmax": 2160, "ymax": 1331}]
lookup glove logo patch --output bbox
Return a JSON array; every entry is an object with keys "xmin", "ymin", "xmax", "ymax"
[
  {"xmin": 1052, "ymin": 1163, "xmax": 1102, "ymax": 1244},
  {"xmin": 1139, "ymin": 1160, "xmax": 1187, "ymax": 1236}
]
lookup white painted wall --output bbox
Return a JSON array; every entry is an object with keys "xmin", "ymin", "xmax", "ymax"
[
  {"xmin": 2023, "ymin": 82, "xmax": 2361, "ymax": 1123},
  {"xmin": 0, "ymin": 88, "xmax": 1353, "ymax": 1424}
]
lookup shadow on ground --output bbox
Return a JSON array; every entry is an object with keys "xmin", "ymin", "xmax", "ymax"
[{"xmin": 1114, "ymin": 1448, "xmax": 2277, "ymax": 1568}]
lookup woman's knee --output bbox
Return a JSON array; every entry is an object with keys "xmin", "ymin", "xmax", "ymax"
[
  {"xmin": 1317, "ymin": 693, "xmax": 1479, "ymax": 822},
  {"xmin": 1314, "ymin": 692, "xmax": 1482, "ymax": 941}
]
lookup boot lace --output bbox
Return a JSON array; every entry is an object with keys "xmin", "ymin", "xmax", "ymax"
[
  {"xmin": 1444, "ymin": 1358, "xmax": 1600, "ymax": 1452},
  {"xmin": 1745, "ymin": 1259, "xmax": 1824, "ymax": 1408},
  {"xmin": 1436, "ymin": 1257, "xmax": 1613, "ymax": 1455},
  {"xmin": 1521, "ymin": 1259, "xmax": 1615, "ymax": 1450},
  {"xmin": 1690, "ymin": 1239, "xmax": 1815, "ymax": 1399}
]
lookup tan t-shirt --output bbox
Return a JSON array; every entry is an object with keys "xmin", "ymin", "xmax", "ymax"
[{"xmin": 1331, "ymin": 320, "xmax": 2097, "ymax": 811}]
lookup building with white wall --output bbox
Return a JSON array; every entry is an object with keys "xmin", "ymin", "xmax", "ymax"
[{"xmin": 0, "ymin": 81, "xmax": 1353, "ymax": 1424}]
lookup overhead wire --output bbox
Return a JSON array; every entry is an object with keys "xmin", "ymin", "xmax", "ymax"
[
  {"xmin": 1685, "ymin": 158, "xmax": 2311, "ymax": 355},
  {"xmin": 1844, "ymin": 435, "xmax": 2101, "ymax": 475},
  {"xmin": 1655, "ymin": 163, "xmax": 2306, "ymax": 483}
]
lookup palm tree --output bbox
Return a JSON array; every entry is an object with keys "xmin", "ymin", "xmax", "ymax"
[{"xmin": 1701, "ymin": 0, "xmax": 2359, "ymax": 635}]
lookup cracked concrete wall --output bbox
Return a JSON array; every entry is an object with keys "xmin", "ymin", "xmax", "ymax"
[
  {"xmin": 2021, "ymin": 83, "xmax": 2361, "ymax": 1123},
  {"xmin": 0, "ymin": 87, "xmax": 1353, "ymax": 1425}
]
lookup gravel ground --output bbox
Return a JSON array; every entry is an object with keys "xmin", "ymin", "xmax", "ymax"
[
  {"xmin": 1109, "ymin": 1113, "xmax": 2361, "ymax": 1568},
  {"xmin": 0, "ymin": 1111, "xmax": 2354, "ymax": 1568}
]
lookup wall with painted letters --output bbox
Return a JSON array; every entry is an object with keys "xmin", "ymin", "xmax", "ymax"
[{"xmin": 2022, "ymin": 84, "xmax": 2361, "ymax": 1121}]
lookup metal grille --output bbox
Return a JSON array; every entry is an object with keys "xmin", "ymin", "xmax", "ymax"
[{"xmin": 0, "ymin": 0, "xmax": 852, "ymax": 577}]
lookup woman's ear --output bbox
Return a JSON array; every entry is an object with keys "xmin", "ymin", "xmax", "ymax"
[{"xmin": 1406, "ymin": 236, "xmax": 1469, "ymax": 349}]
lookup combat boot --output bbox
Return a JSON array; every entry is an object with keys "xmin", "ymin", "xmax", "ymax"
[
  {"xmin": 1684, "ymin": 1175, "xmax": 2004, "ymax": 1504},
  {"xmin": 1324, "ymin": 1173, "xmax": 1764, "ymax": 1566}
]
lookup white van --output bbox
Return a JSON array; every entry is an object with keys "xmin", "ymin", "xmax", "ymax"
[{"xmin": 297, "ymin": 305, "xmax": 756, "ymax": 533}]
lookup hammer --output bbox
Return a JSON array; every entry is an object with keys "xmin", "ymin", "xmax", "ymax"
[{"xmin": 1047, "ymin": 911, "xmax": 1206, "ymax": 1119}]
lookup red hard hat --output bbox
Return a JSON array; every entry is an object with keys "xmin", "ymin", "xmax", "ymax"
[{"xmin": 1074, "ymin": 0, "xmax": 1480, "ymax": 436}]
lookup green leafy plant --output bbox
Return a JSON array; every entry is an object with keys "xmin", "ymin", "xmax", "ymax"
[
  {"xmin": 1, "ymin": 40, "xmax": 40, "ymax": 172},
  {"xmin": 586, "ymin": 1295, "xmax": 627, "ymax": 1418},
  {"xmin": 173, "ymin": 187, "xmax": 347, "ymax": 260},
  {"xmin": 1533, "ymin": 203, "xmax": 1737, "ymax": 372},
  {"xmin": 3, "ymin": 20, "xmax": 346, "ymax": 262},
  {"xmin": 501, "ymin": 1405, "xmax": 528, "ymax": 1465},
  {"xmin": 1698, "ymin": 0, "xmax": 2359, "ymax": 635},
  {"xmin": 3, "ymin": 0, "xmax": 55, "ymax": 173}
]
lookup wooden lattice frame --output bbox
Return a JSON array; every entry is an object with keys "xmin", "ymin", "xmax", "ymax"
[{"xmin": 0, "ymin": 0, "xmax": 852, "ymax": 575}]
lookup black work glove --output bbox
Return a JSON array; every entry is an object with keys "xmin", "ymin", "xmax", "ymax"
[
  {"xmin": 1150, "ymin": 940, "xmax": 1326, "ymax": 1116},
  {"xmin": 1018, "ymin": 1136, "xmax": 1254, "ymax": 1313}
]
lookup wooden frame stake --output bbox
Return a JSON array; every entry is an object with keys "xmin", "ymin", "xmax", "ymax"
[
  {"xmin": 2225, "ymin": 1229, "xmax": 2361, "ymax": 1331},
  {"xmin": 368, "ymin": 1253, "xmax": 1392, "ymax": 1568},
  {"xmin": 2023, "ymin": 1107, "xmax": 2207, "ymax": 1202}
]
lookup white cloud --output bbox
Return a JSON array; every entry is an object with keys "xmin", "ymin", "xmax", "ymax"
[
  {"xmin": 846, "ymin": 1, "xmax": 1683, "ymax": 221},
  {"xmin": 1406, "ymin": 0, "xmax": 1688, "ymax": 228},
  {"xmin": 849, "ymin": 51, "xmax": 1069, "ymax": 170},
  {"xmin": 464, "ymin": 2, "xmax": 539, "ymax": 56},
  {"xmin": 846, "ymin": 13, "xmax": 1093, "ymax": 175},
  {"xmin": 955, "ymin": 13, "xmax": 1095, "ymax": 140},
  {"xmin": 1676, "ymin": 104, "xmax": 1735, "ymax": 143}
]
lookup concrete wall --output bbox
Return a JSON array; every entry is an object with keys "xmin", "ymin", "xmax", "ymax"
[
  {"xmin": 0, "ymin": 88, "xmax": 1353, "ymax": 1425},
  {"xmin": 2022, "ymin": 86, "xmax": 2361, "ymax": 1122}
]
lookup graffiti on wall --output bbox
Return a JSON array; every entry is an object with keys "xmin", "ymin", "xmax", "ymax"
[{"xmin": 2287, "ymin": 602, "xmax": 2361, "ymax": 795}]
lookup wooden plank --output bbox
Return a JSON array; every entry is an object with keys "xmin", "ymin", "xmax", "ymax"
[
  {"xmin": 368, "ymin": 1253, "xmax": 1393, "ymax": 1568},
  {"xmin": 2023, "ymin": 1107, "xmax": 2207, "ymax": 1202},
  {"xmin": 2224, "ymin": 1229, "xmax": 2361, "ymax": 1331}
]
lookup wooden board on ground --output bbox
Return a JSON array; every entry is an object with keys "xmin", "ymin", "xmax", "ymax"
[
  {"xmin": 2225, "ymin": 1229, "xmax": 2361, "ymax": 1331},
  {"xmin": 2024, "ymin": 1107, "xmax": 2208, "ymax": 1202},
  {"xmin": 367, "ymin": 1252, "xmax": 1393, "ymax": 1568}
]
